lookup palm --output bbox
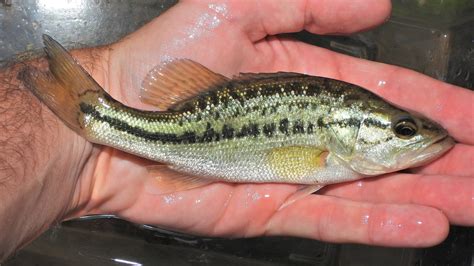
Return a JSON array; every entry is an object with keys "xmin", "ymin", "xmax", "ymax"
[{"xmin": 73, "ymin": 0, "xmax": 473, "ymax": 247}]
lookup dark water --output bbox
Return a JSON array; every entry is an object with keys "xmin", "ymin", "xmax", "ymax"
[{"xmin": 5, "ymin": 216, "xmax": 473, "ymax": 266}]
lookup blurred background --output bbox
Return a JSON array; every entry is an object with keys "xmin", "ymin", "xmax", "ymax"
[{"xmin": 1, "ymin": 0, "xmax": 473, "ymax": 265}]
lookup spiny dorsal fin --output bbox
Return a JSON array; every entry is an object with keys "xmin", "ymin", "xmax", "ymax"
[{"xmin": 140, "ymin": 59, "xmax": 229, "ymax": 110}]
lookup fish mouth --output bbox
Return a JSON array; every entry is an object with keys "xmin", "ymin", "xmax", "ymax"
[
  {"xmin": 429, "ymin": 133, "xmax": 454, "ymax": 152},
  {"xmin": 410, "ymin": 135, "xmax": 455, "ymax": 168}
]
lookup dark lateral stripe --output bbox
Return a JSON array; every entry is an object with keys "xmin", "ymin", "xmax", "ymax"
[
  {"xmin": 80, "ymin": 103, "xmax": 325, "ymax": 145},
  {"xmin": 363, "ymin": 117, "xmax": 389, "ymax": 129},
  {"xmin": 279, "ymin": 118, "xmax": 289, "ymax": 135},
  {"xmin": 236, "ymin": 123, "xmax": 260, "ymax": 138},
  {"xmin": 80, "ymin": 103, "xmax": 188, "ymax": 144},
  {"xmin": 293, "ymin": 120, "xmax": 305, "ymax": 134},
  {"xmin": 263, "ymin": 123, "xmax": 276, "ymax": 137}
]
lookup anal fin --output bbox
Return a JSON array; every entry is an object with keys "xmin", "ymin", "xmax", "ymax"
[
  {"xmin": 264, "ymin": 146, "xmax": 328, "ymax": 209},
  {"xmin": 146, "ymin": 164, "xmax": 214, "ymax": 194},
  {"xmin": 279, "ymin": 184, "xmax": 325, "ymax": 210}
]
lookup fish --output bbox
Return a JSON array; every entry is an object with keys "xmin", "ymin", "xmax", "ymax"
[{"xmin": 20, "ymin": 35, "xmax": 454, "ymax": 205}]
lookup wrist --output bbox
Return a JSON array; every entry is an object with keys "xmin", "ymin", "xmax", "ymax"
[
  {"xmin": 0, "ymin": 61, "xmax": 74, "ymax": 258},
  {"xmin": 0, "ymin": 44, "xmax": 110, "ymax": 260}
]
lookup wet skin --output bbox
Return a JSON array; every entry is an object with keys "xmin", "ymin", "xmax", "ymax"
[{"xmin": 26, "ymin": 0, "xmax": 474, "ymax": 248}]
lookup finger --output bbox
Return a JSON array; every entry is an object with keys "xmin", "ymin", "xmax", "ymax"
[
  {"xmin": 322, "ymin": 174, "xmax": 474, "ymax": 226},
  {"xmin": 232, "ymin": 0, "xmax": 391, "ymax": 40},
  {"xmin": 411, "ymin": 144, "xmax": 474, "ymax": 177},
  {"xmin": 266, "ymin": 195, "xmax": 449, "ymax": 247},
  {"xmin": 252, "ymin": 40, "xmax": 474, "ymax": 144}
]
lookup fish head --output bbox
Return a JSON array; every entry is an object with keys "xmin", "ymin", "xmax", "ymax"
[{"xmin": 329, "ymin": 108, "xmax": 454, "ymax": 176}]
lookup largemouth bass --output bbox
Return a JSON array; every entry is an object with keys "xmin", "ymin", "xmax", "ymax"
[{"xmin": 21, "ymin": 35, "xmax": 454, "ymax": 201}]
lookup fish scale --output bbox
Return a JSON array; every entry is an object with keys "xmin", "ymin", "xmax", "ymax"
[{"xmin": 83, "ymin": 78, "xmax": 350, "ymax": 144}]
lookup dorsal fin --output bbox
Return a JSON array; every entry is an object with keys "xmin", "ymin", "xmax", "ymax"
[{"xmin": 140, "ymin": 59, "xmax": 229, "ymax": 110}]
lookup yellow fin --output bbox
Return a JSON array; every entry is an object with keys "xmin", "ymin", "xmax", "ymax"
[
  {"xmin": 140, "ymin": 59, "xmax": 229, "ymax": 110},
  {"xmin": 19, "ymin": 35, "xmax": 102, "ymax": 135},
  {"xmin": 267, "ymin": 146, "xmax": 328, "ymax": 182},
  {"xmin": 146, "ymin": 164, "xmax": 214, "ymax": 194},
  {"xmin": 279, "ymin": 184, "xmax": 325, "ymax": 210}
]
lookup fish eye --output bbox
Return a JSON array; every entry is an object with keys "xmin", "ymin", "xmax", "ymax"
[{"xmin": 393, "ymin": 116, "xmax": 418, "ymax": 139}]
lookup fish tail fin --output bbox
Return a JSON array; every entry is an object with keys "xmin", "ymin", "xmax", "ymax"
[{"xmin": 19, "ymin": 34, "xmax": 103, "ymax": 135}]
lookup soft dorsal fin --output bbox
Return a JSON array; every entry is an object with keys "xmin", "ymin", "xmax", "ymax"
[{"xmin": 140, "ymin": 59, "xmax": 229, "ymax": 110}]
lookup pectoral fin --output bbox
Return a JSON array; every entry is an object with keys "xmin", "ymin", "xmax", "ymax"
[
  {"xmin": 146, "ymin": 164, "xmax": 214, "ymax": 194},
  {"xmin": 266, "ymin": 146, "xmax": 328, "ymax": 182},
  {"xmin": 265, "ymin": 146, "xmax": 328, "ymax": 209},
  {"xmin": 140, "ymin": 59, "xmax": 229, "ymax": 110},
  {"xmin": 279, "ymin": 184, "xmax": 325, "ymax": 210}
]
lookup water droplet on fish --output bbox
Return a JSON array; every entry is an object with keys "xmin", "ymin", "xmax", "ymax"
[{"xmin": 377, "ymin": 80, "xmax": 387, "ymax": 87}]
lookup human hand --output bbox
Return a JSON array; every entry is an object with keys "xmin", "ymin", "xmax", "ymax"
[{"xmin": 33, "ymin": 0, "xmax": 474, "ymax": 250}]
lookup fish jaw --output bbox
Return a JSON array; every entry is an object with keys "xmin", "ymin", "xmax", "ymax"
[
  {"xmin": 342, "ymin": 135, "xmax": 454, "ymax": 176},
  {"xmin": 405, "ymin": 135, "xmax": 454, "ymax": 168}
]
